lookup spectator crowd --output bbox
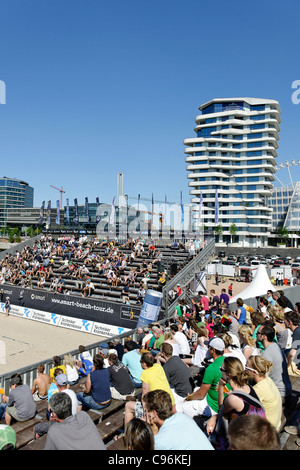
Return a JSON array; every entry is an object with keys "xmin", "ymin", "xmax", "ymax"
[
  {"xmin": 1, "ymin": 277, "xmax": 300, "ymax": 451},
  {"xmin": 0, "ymin": 234, "xmax": 198, "ymax": 305}
]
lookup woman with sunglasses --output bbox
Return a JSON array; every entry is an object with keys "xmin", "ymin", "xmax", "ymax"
[
  {"xmin": 206, "ymin": 356, "xmax": 264, "ymax": 439},
  {"xmin": 245, "ymin": 355, "xmax": 282, "ymax": 431}
]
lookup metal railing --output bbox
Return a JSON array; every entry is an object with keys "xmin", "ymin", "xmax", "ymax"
[{"xmin": 162, "ymin": 237, "xmax": 215, "ymax": 317}]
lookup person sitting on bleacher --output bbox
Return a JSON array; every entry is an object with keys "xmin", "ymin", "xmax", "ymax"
[
  {"xmin": 49, "ymin": 356, "xmax": 67, "ymax": 382},
  {"xmin": 44, "ymin": 393, "xmax": 106, "ymax": 450},
  {"xmin": 108, "ymin": 353, "xmax": 136, "ymax": 400},
  {"xmin": 82, "ymin": 278, "xmax": 95, "ymax": 297},
  {"xmin": 3, "ymin": 374, "xmax": 37, "ymax": 426},
  {"xmin": 75, "ymin": 345, "xmax": 94, "ymax": 377},
  {"xmin": 77, "ymin": 355, "xmax": 112, "ymax": 412}
]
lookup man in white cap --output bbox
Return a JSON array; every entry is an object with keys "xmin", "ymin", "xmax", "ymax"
[{"xmin": 176, "ymin": 337, "xmax": 225, "ymax": 419}]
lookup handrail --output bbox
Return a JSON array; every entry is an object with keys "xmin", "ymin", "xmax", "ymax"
[
  {"xmin": 0, "ymin": 234, "xmax": 42, "ymax": 261},
  {"xmin": 162, "ymin": 237, "xmax": 215, "ymax": 317}
]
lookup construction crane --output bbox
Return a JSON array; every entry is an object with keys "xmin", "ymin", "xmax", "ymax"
[{"xmin": 50, "ymin": 185, "xmax": 66, "ymax": 209}]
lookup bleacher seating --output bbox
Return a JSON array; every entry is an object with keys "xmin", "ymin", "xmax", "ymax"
[
  {"xmin": 7, "ymin": 376, "xmax": 139, "ymax": 450},
  {"xmin": 24, "ymin": 240, "xmax": 193, "ymax": 304}
]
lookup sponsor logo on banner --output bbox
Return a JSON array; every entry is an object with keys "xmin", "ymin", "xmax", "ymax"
[
  {"xmin": 92, "ymin": 322, "xmax": 129, "ymax": 337},
  {"xmin": 12, "ymin": 305, "xmax": 30, "ymax": 318},
  {"xmin": 121, "ymin": 305, "xmax": 140, "ymax": 322},
  {"xmin": 58, "ymin": 316, "xmax": 93, "ymax": 333},
  {"xmin": 31, "ymin": 310, "xmax": 57, "ymax": 324},
  {"xmin": 31, "ymin": 293, "xmax": 46, "ymax": 301}
]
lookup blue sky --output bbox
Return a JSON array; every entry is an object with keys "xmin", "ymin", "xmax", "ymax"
[{"xmin": 0, "ymin": 0, "xmax": 300, "ymax": 210}]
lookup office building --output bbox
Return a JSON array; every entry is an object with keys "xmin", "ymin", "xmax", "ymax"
[{"xmin": 0, "ymin": 177, "xmax": 34, "ymax": 227}]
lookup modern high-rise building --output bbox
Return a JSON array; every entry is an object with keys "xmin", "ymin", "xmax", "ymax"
[
  {"xmin": 184, "ymin": 98, "xmax": 281, "ymax": 247},
  {"xmin": 0, "ymin": 177, "xmax": 34, "ymax": 227},
  {"xmin": 270, "ymin": 182, "xmax": 300, "ymax": 232}
]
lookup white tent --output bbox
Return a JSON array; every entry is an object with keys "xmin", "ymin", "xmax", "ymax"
[{"xmin": 229, "ymin": 264, "xmax": 276, "ymax": 304}]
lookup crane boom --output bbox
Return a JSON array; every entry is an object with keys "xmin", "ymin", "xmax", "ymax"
[{"xmin": 50, "ymin": 185, "xmax": 66, "ymax": 209}]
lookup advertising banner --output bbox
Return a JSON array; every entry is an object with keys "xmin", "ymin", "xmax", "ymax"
[{"xmin": 0, "ymin": 285, "xmax": 141, "ymax": 334}]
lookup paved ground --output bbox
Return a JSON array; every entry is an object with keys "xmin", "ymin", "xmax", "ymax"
[
  {"xmin": 206, "ymin": 274, "xmax": 251, "ymax": 299},
  {"xmin": 205, "ymin": 273, "xmax": 289, "ymax": 299},
  {"xmin": 0, "ymin": 314, "xmax": 106, "ymax": 374}
]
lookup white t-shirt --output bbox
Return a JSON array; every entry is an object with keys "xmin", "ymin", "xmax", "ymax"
[
  {"xmin": 193, "ymin": 344, "xmax": 209, "ymax": 367},
  {"xmin": 66, "ymin": 365, "xmax": 79, "ymax": 383},
  {"xmin": 174, "ymin": 331, "xmax": 190, "ymax": 355},
  {"xmin": 62, "ymin": 389, "xmax": 79, "ymax": 416},
  {"xmin": 164, "ymin": 340, "xmax": 180, "ymax": 356}
]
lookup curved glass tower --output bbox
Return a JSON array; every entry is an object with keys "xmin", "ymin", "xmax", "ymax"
[{"xmin": 184, "ymin": 98, "xmax": 281, "ymax": 247}]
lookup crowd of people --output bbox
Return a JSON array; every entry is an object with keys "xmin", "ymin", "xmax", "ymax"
[
  {"xmin": 0, "ymin": 234, "xmax": 197, "ymax": 305},
  {"xmin": 1, "ymin": 279, "xmax": 299, "ymax": 451},
  {"xmin": 1, "ymin": 232, "xmax": 300, "ymax": 450}
]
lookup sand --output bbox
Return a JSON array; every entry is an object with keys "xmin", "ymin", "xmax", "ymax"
[{"xmin": 0, "ymin": 315, "xmax": 106, "ymax": 375}]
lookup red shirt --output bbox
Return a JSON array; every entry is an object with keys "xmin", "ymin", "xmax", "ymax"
[{"xmin": 200, "ymin": 296, "xmax": 209, "ymax": 311}]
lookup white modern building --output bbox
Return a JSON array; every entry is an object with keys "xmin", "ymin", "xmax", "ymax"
[{"xmin": 184, "ymin": 98, "xmax": 281, "ymax": 247}]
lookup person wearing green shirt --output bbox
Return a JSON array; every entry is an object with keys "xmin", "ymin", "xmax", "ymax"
[
  {"xmin": 174, "ymin": 300, "xmax": 184, "ymax": 320},
  {"xmin": 150, "ymin": 327, "xmax": 164, "ymax": 356},
  {"xmin": 176, "ymin": 337, "xmax": 226, "ymax": 418}
]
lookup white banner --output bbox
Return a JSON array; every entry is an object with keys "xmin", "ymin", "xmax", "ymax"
[{"xmin": 1, "ymin": 303, "xmax": 129, "ymax": 338}]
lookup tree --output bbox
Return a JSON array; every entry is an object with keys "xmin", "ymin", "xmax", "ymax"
[
  {"xmin": 276, "ymin": 225, "xmax": 289, "ymax": 244},
  {"xmin": 8, "ymin": 227, "xmax": 21, "ymax": 243},
  {"xmin": 26, "ymin": 226, "xmax": 35, "ymax": 238},
  {"xmin": 229, "ymin": 223, "xmax": 238, "ymax": 244},
  {"xmin": 215, "ymin": 224, "xmax": 223, "ymax": 242}
]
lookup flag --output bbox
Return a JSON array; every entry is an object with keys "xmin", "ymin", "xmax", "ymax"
[
  {"xmin": 66, "ymin": 198, "xmax": 70, "ymax": 224},
  {"xmin": 180, "ymin": 191, "xmax": 184, "ymax": 225},
  {"xmin": 109, "ymin": 196, "xmax": 116, "ymax": 225},
  {"xmin": 198, "ymin": 192, "xmax": 203, "ymax": 228},
  {"xmin": 96, "ymin": 197, "xmax": 100, "ymax": 223},
  {"xmin": 85, "ymin": 197, "xmax": 90, "ymax": 223},
  {"xmin": 215, "ymin": 189, "xmax": 219, "ymax": 224},
  {"xmin": 38, "ymin": 201, "xmax": 45, "ymax": 225},
  {"xmin": 164, "ymin": 194, "xmax": 168, "ymax": 222},
  {"xmin": 74, "ymin": 198, "xmax": 79, "ymax": 225},
  {"xmin": 151, "ymin": 193, "xmax": 154, "ymax": 226},
  {"xmin": 136, "ymin": 194, "xmax": 140, "ymax": 217},
  {"xmin": 56, "ymin": 200, "xmax": 60, "ymax": 225},
  {"xmin": 46, "ymin": 201, "xmax": 51, "ymax": 227}
]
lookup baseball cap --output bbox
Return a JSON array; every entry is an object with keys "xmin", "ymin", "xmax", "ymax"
[
  {"xmin": 55, "ymin": 373, "xmax": 68, "ymax": 386},
  {"xmin": 100, "ymin": 348, "xmax": 109, "ymax": 356},
  {"xmin": 209, "ymin": 337, "xmax": 225, "ymax": 351},
  {"xmin": 0, "ymin": 425, "xmax": 16, "ymax": 450}
]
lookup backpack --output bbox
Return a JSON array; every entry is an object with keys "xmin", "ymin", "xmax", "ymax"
[
  {"xmin": 212, "ymin": 390, "xmax": 266, "ymax": 450},
  {"xmin": 230, "ymin": 390, "xmax": 266, "ymax": 418}
]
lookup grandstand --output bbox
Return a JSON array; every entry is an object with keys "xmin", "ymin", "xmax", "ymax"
[
  {"xmin": 0, "ymin": 234, "xmax": 217, "ymax": 450},
  {"xmin": 0, "ymin": 234, "xmax": 212, "ymax": 333},
  {"xmin": 27, "ymin": 239, "xmax": 192, "ymax": 304}
]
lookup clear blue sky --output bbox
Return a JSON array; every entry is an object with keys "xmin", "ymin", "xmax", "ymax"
[{"xmin": 0, "ymin": 0, "xmax": 299, "ymax": 209}]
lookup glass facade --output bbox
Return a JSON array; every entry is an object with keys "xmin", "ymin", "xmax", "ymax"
[
  {"xmin": 185, "ymin": 98, "xmax": 281, "ymax": 247},
  {"xmin": 0, "ymin": 177, "xmax": 34, "ymax": 227},
  {"xmin": 270, "ymin": 183, "xmax": 299, "ymax": 231}
]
